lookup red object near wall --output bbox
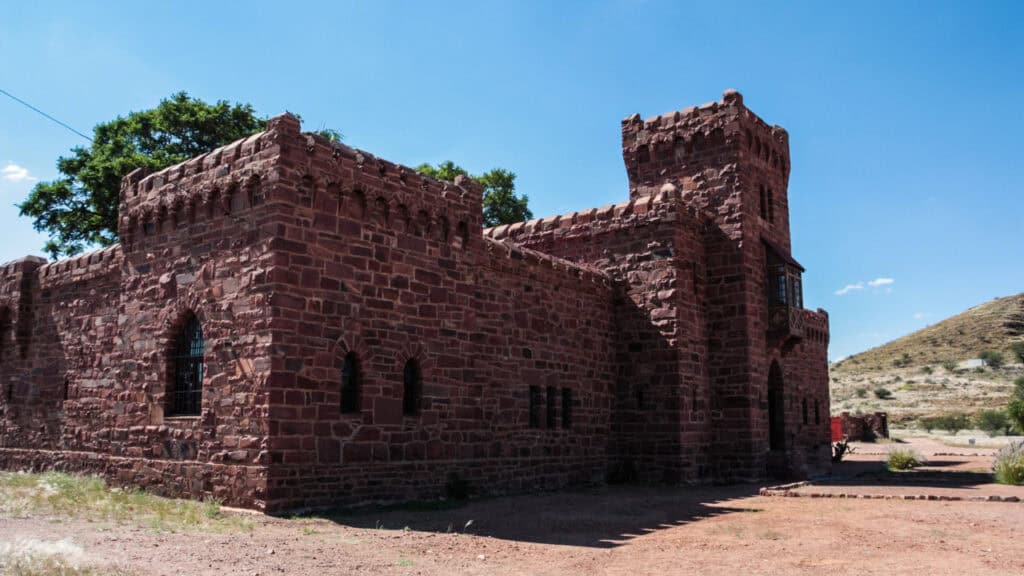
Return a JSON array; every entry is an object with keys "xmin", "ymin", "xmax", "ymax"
[{"xmin": 831, "ymin": 417, "xmax": 844, "ymax": 442}]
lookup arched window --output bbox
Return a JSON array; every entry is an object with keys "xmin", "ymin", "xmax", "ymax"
[
  {"xmin": 169, "ymin": 315, "xmax": 204, "ymax": 416},
  {"xmin": 402, "ymin": 358, "xmax": 421, "ymax": 416},
  {"xmin": 340, "ymin": 352, "xmax": 360, "ymax": 414}
]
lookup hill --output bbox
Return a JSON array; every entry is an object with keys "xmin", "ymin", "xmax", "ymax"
[
  {"xmin": 834, "ymin": 293, "xmax": 1024, "ymax": 372},
  {"xmin": 830, "ymin": 293, "xmax": 1024, "ymax": 425}
]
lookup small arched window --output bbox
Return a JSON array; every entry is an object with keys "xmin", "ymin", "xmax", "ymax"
[
  {"xmin": 402, "ymin": 358, "xmax": 421, "ymax": 416},
  {"xmin": 340, "ymin": 352, "xmax": 360, "ymax": 414},
  {"xmin": 169, "ymin": 315, "xmax": 204, "ymax": 416}
]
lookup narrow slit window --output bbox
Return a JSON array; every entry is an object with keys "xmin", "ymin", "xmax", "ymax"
[
  {"xmin": 561, "ymin": 388, "xmax": 573, "ymax": 429},
  {"xmin": 340, "ymin": 352, "xmax": 360, "ymax": 414},
  {"xmin": 402, "ymin": 358, "xmax": 421, "ymax": 416},
  {"xmin": 546, "ymin": 386, "xmax": 557, "ymax": 429},
  {"xmin": 529, "ymin": 385, "xmax": 542, "ymax": 428},
  {"xmin": 802, "ymin": 397, "xmax": 809, "ymax": 425}
]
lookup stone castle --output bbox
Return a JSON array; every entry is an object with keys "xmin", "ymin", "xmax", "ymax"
[{"xmin": 0, "ymin": 90, "xmax": 830, "ymax": 511}]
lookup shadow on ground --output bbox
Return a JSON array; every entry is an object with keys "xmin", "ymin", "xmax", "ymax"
[
  {"xmin": 286, "ymin": 484, "xmax": 764, "ymax": 548},
  {"xmin": 821, "ymin": 458, "xmax": 995, "ymax": 490}
]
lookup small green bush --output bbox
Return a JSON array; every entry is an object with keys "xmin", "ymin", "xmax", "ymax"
[
  {"xmin": 855, "ymin": 387, "xmax": 867, "ymax": 398},
  {"xmin": 993, "ymin": 441, "xmax": 1024, "ymax": 486},
  {"xmin": 941, "ymin": 359, "xmax": 959, "ymax": 372},
  {"xmin": 920, "ymin": 365, "xmax": 934, "ymax": 375},
  {"xmin": 979, "ymin": 350, "xmax": 1004, "ymax": 368},
  {"xmin": 873, "ymin": 387, "xmax": 893, "ymax": 400},
  {"xmin": 887, "ymin": 448, "xmax": 922, "ymax": 471},
  {"xmin": 975, "ymin": 409, "xmax": 1010, "ymax": 437},
  {"xmin": 919, "ymin": 413, "xmax": 970, "ymax": 435},
  {"xmin": 892, "ymin": 353, "xmax": 913, "ymax": 368}
]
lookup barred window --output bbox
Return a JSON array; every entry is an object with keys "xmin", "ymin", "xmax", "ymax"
[
  {"xmin": 403, "ymin": 358, "xmax": 421, "ymax": 416},
  {"xmin": 168, "ymin": 315, "xmax": 203, "ymax": 416},
  {"xmin": 340, "ymin": 352, "xmax": 361, "ymax": 414}
]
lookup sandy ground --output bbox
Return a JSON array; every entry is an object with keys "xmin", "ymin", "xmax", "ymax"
[{"xmin": 3, "ymin": 438, "xmax": 1023, "ymax": 575}]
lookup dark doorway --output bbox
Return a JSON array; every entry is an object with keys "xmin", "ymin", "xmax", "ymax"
[{"xmin": 768, "ymin": 361, "xmax": 785, "ymax": 451}]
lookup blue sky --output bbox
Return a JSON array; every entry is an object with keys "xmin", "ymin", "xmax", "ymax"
[{"xmin": 1, "ymin": 1, "xmax": 1021, "ymax": 360}]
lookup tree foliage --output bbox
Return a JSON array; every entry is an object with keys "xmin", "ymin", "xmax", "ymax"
[
  {"xmin": 19, "ymin": 92, "xmax": 267, "ymax": 258},
  {"xmin": 415, "ymin": 161, "xmax": 532, "ymax": 228}
]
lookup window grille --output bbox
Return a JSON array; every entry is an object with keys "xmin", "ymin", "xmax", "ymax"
[{"xmin": 169, "ymin": 315, "xmax": 203, "ymax": 416}]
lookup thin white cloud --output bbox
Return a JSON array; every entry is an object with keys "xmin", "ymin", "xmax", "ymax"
[
  {"xmin": 835, "ymin": 282, "xmax": 864, "ymax": 296},
  {"xmin": 913, "ymin": 312, "xmax": 931, "ymax": 320},
  {"xmin": 1, "ymin": 163, "xmax": 37, "ymax": 183},
  {"xmin": 835, "ymin": 277, "xmax": 896, "ymax": 296}
]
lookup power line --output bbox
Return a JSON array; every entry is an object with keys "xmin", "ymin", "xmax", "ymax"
[{"xmin": 0, "ymin": 87, "xmax": 93, "ymax": 142}]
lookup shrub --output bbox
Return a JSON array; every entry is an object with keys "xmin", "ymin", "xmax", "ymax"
[
  {"xmin": 979, "ymin": 350, "xmax": 1004, "ymax": 368},
  {"xmin": 993, "ymin": 441, "xmax": 1024, "ymax": 486},
  {"xmin": 941, "ymin": 359, "xmax": 958, "ymax": 372},
  {"xmin": 887, "ymin": 448, "xmax": 922, "ymax": 471},
  {"xmin": 920, "ymin": 365, "xmax": 934, "ymax": 375},
  {"xmin": 832, "ymin": 439, "xmax": 855, "ymax": 463},
  {"xmin": 1011, "ymin": 342, "xmax": 1024, "ymax": 364},
  {"xmin": 975, "ymin": 409, "xmax": 1010, "ymax": 437},
  {"xmin": 855, "ymin": 387, "xmax": 867, "ymax": 398},
  {"xmin": 922, "ymin": 413, "xmax": 970, "ymax": 436},
  {"xmin": 893, "ymin": 353, "xmax": 913, "ymax": 368},
  {"xmin": 873, "ymin": 387, "xmax": 893, "ymax": 400}
]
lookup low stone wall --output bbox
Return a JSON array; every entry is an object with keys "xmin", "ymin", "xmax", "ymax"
[{"xmin": 838, "ymin": 412, "xmax": 889, "ymax": 441}]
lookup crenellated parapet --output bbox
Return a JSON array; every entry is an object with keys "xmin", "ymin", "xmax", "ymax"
[
  {"xmin": 482, "ymin": 236, "xmax": 611, "ymax": 288},
  {"xmin": 484, "ymin": 184, "xmax": 707, "ymax": 246},
  {"xmin": 36, "ymin": 244, "xmax": 123, "ymax": 289},
  {"xmin": 272, "ymin": 116, "xmax": 484, "ymax": 250}
]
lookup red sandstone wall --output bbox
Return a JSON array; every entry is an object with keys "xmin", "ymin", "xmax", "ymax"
[
  {"xmin": 257, "ymin": 123, "xmax": 616, "ymax": 510},
  {"xmin": 485, "ymin": 191, "xmax": 713, "ymax": 484}
]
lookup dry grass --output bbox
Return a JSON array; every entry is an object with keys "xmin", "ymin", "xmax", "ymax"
[
  {"xmin": 0, "ymin": 471, "xmax": 253, "ymax": 534},
  {"xmin": 0, "ymin": 538, "xmax": 132, "ymax": 576}
]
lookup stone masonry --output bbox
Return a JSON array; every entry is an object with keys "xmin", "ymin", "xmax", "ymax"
[{"xmin": 0, "ymin": 90, "xmax": 830, "ymax": 511}]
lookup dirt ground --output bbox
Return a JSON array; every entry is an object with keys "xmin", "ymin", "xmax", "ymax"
[{"xmin": 3, "ymin": 438, "xmax": 1023, "ymax": 575}]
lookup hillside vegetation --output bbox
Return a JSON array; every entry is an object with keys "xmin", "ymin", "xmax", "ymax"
[{"xmin": 830, "ymin": 293, "xmax": 1024, "ymax": 425}]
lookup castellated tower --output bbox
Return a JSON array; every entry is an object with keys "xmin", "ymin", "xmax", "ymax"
[{"xmin": 621, "ymin": 89, "xmax": 793, "ymax": 251}]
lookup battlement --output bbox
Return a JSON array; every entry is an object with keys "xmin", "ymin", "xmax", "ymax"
[
  {"xmin": 621, "ymin": 89, "xmax": 790, "ymax": 195},
  {"xmin": 485, "ymin": 184, "xmax": 707, "ymax": 246},
  {"xmin": 483, "ymin": 236, "xmax": 611, "ymax": 287},
  {"xmin": 118, "ymin": 113, "xmax": 485, "ymax": 253},
  {"xmin": 36, "ymin": 244, "xmax": 123, "ymax": 287}
]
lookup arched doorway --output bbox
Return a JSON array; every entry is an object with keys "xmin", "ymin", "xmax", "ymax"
[{"xmin": 768, "ymin": 361, "xmax": 785, "ymax": 451}]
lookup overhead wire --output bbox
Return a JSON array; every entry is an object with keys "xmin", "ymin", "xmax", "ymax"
[{"xmin": 0, "ymin": 87, "xmax": 93, "ymax": 142}]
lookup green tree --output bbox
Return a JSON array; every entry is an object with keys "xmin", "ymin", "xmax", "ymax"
[
  {"xmin": 19, "ymin": 92, "xmax": 266, "ymax": 258},
  {"xmin": 416, "ymin": 161, "xmax": 532, "ymax": 228}
]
